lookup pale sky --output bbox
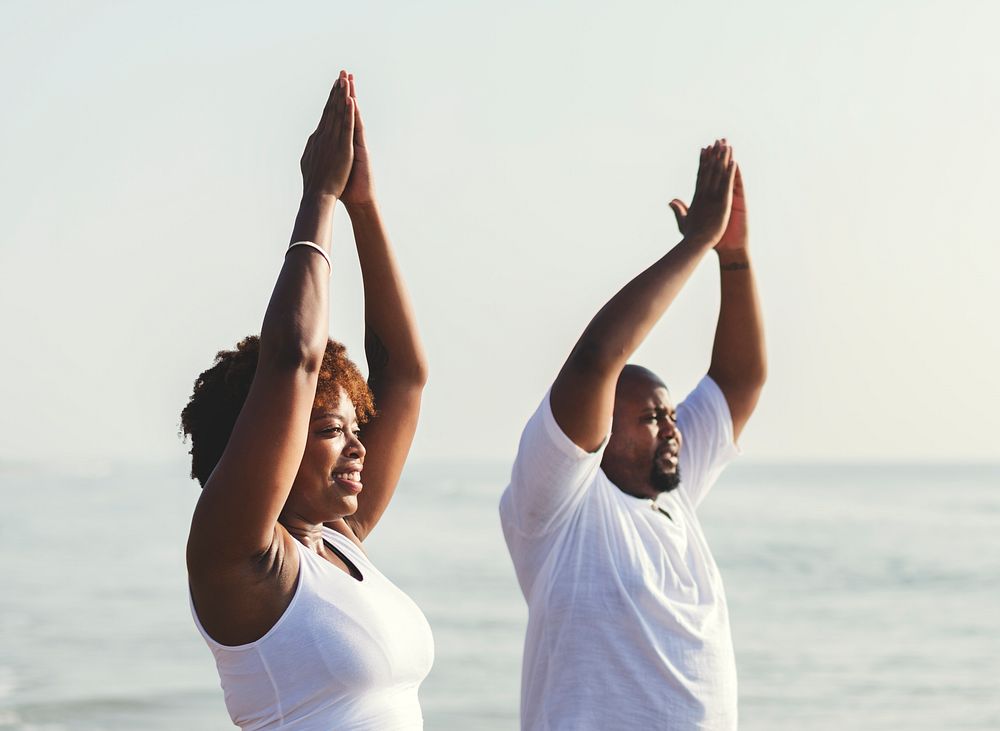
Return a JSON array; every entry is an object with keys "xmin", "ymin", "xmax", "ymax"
[{"xmin": 1, "ymin": 0, "xmax": 997, "ymax": 470}]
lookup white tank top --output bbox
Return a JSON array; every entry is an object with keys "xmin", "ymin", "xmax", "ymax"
[{"xmin": 191, "ymin": 527, "xmax": 434, "ymax": 730}]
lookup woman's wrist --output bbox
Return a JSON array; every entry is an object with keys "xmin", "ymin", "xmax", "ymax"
[
  {"xmin": 299, "ymin": 191, "xmax": 339, "ymax": 210},
  {"xmin": 344, "ymin": 197, "xmax": 379, "ymax": 218},
  {"xmin": 290, "ymin": 194, "xmax": 338, "ymax": 248}
]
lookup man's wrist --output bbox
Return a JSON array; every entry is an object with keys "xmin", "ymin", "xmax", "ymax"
[
  {"xmin": 679, "ymin": 234, "xmax": 721, "ymax": 253},
  {"xmin": 717, "ymin": 247, "xmax": 751, "ymax": 271}
]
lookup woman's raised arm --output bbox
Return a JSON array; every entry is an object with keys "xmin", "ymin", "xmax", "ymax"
[
  {"xmin": 187, "ymin": 73, "xmax": 354, "ymax": 572},
  {"xmin": 338, "ymin": 75, "xmax": 428, "ymax": 541}
]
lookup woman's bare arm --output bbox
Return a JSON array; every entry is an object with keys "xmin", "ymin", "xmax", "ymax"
[
  {"xmin": 338, "ymin": 76, "xmax": 428, "ymax": 541},
  {"xmin": 187, "ymin": 74, "xmax": 355, "ymax": 574}
]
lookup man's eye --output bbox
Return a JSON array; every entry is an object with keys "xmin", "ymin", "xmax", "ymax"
[{"xmin": 322, "ymin": 426, "xmax": 343, "ymax": 435}]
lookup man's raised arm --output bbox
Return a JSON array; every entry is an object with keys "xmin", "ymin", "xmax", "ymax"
[
  {"xmin": 673, "ymin": 159, "xmax": 766, "ymax": 439},
  {"xmin": 551, "ymin": 141, "xmax": 737, "ymax": 451}
]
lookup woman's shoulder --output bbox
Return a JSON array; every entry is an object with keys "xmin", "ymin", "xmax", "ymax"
[{"xmin": 190, "ymin": 525, "xmax": 302, "ymax": 647}]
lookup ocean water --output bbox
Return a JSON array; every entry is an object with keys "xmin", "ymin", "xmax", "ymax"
[{"xmin": 1, "ymin": 460, "xmax": 998, "ymax": 730}]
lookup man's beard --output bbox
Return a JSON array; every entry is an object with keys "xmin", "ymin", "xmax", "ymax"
[{"xmin": 650, "ymin": 463, "xmax": 681, "ymax": 493}]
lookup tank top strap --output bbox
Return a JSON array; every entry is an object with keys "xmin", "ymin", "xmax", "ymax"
[{"xmin": 321, "ymin": 525, "xmax": 372, "ymax": 571}]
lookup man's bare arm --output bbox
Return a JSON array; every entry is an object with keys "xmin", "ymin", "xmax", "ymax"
[
  {"xmin": 551, "ymin": 142, "xmax": 737, "ymax": 451},
  {"xmin": 673, "ymin": 161, "xmax": 766, "ymax": 439}
]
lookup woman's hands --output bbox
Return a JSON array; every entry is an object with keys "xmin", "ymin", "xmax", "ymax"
[
  {"xmin": 300, "ymin": 70, "xmax": 356, "ymax": 201},
  {"xmin": 340, "ymin": 74, "xmax": 377, "ymax": 208},
  {"xmin": 669, "ymin": 139, "xmax": 738, "ymax": 249}
]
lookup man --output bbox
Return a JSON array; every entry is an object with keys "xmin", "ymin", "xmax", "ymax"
[{"xmin": 500, "ymin": 140, "xmax": 766, "ymax": 730}]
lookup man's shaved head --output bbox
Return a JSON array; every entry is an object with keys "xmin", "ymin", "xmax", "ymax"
[{"xmin": 616, "ymin": 364, "xmax": 669, "ymax": 396}]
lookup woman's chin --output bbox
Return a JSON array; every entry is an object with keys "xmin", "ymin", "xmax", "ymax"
[{"xmin": 333, "ymin": 494, "xmax": 359, "ymax": 517}]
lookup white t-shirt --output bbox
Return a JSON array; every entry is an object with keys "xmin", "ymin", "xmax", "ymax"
[{"xmin": 499, "ymin": 375, "xmax": 740, "ymax": 731}]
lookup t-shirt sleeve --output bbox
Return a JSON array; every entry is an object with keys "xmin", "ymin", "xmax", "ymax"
[
  {"xmin": 500, "ymin": 388, "xmax": 609, "ymax": 537},
  {"xmin": 676, "ymin": 375, "xmax": 741, "ymax": 508}
]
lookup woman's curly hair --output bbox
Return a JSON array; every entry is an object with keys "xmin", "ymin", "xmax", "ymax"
[{"xmin": 180, "ymin": 335, "xmax": 375, "ymax": 487}]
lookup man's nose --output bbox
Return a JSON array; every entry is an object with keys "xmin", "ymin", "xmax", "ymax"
[{"xmin": 659, "ymin": 419, "xmax": 677, "ymax": 439}]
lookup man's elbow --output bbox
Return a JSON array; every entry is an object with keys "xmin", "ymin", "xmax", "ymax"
[
  {"xmin": 566, "ymin": 338, "xmax": 624, "ymax": 378},
  {"xmin": 710, "ymin": 364, "xmax": 767, "ymax": 403}
]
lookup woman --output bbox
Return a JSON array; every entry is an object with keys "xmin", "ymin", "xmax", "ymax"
[{"xmin": 181, "ymin": 70, "xmax": 433, "ymax": 730}]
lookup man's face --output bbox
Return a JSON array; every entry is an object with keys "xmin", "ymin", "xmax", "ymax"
[{"xmin": 600, "ymin": 369, "xmax": 683, "ymax": 500}]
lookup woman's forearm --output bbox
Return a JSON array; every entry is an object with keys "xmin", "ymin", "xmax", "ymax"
[
  {"xmin": 290, "ymin": 193, "xmax": 337, "ymax": 252},
  {"xmin": 259, "ymin": 195, "xmax": 337, "ymax": 368},
  {"xmin": 347, "ymin": 200, "xmax": 428, "ymax": 384}
]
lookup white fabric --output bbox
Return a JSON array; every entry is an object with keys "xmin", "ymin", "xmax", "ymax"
[
  {"xmin": 500, "ymin": 375, "xmax": 740, "ymax": 731},
  {"xmin": 191, "ymin": 527, "xmax": 434, "ymax": 730}
]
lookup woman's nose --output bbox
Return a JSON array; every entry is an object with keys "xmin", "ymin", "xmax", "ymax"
[{"xmin": 348, "ymin": 434, "xmax": 366, "ymax": 459}]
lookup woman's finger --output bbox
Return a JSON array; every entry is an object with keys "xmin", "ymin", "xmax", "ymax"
[
  {"xmin": 342, "ymin": 94, "xmax": 355, "ymax": 146},
  {"xmin": 329, "ymin": 74, "xmax": 348, "ymax": 139},
  {"xmin": 348, "ymin": 74, "xmax": 367, "ymax": 147},
  {"xmin": 325, "ymin": 72, "xmax": 348, "ymax": 129}
]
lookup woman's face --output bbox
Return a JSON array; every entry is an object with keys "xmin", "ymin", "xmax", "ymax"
[{"xmin": 285, "ymin": 387, "xmax": 366, "ymax": 524}]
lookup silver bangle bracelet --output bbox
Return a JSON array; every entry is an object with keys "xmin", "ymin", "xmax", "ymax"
[{"xmin": 286, "ymin": 240, "xmax": 332, "ymax": 274}]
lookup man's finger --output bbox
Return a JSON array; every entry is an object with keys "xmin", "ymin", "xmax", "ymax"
[
  {"xmin": 669, "ymin": 199, "xmax": 688, "ymax": 233},
  {"xmin": 733, "ymin": 164, "xmax": 744, "ymax": 198},
  {"xmin": 705, "ymin": 141, "xmax": 722, "ymax": 192},
  {"xmin": 713, "ymin": 143, "xmax": 732, "ymax": 193},
  {"xmin": 721, "ymin": 143, "xmax": 732, "ymax": 172},
  {"xmin": 694, "ymin": 147, "xmax": 709, "ymax": 196},
  {"xmin": 724, "ymin": 159, "xmax": 737, "ymax": 196}
]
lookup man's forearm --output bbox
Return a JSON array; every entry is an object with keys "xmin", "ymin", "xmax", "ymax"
[
  {"xmin": 570, "ymin": 237, "xmax": 716, "ymax": 373},
  {"xmin": 552, "ymin": 235, "xmax": 715, "ymax": 452},
  {"xmin": 552, "ymin": 140, "xmax": 737, "ymax": 451},
  {"xmin": 708, "ymin": 247, "xmax": 766, "ymax": 436}
]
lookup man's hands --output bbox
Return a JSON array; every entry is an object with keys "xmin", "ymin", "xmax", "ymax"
[
  {"xmin": 715, "ymin": 163, "xmax": 748, "ymax": 252},
  {"xmin": 340, "ymin": 74, "xmax": 377, "ymax": 208},
  {"xmin": 669, "ymin": 139, "xmax": 738, "ymax": 249},
  {"xmin": 300, "ymin": 70, "xmax": 356, "ymax": 201}
]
